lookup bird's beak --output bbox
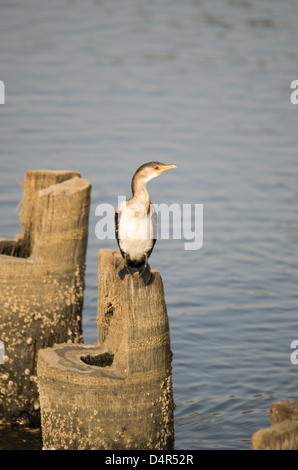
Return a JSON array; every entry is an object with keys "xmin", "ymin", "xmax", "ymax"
[{"xmin": 156, "ymin": 164, "xmax": 177, "ymax": 175}]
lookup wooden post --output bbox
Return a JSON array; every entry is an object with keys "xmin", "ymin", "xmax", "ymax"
[
  {"xmin": 252, "ymin": 400, "xmax": 298, "ymax": 450},
  {"xmin": 37, "ymin": 249, "xmax": 175, "ymax": 450},
  {"xmin": 21, "ymin": 170, "xmax": 81, "ymax": 257},
  {"xmin": 0, "ymin": 171, "xmax": 91, "ymax": 425}
]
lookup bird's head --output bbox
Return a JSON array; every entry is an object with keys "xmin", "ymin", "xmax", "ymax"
[{"xmin": 133, "ymin": 161, "xmax": 177, "ymax": 185}]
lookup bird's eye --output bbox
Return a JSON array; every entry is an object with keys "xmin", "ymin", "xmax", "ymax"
[{"xmin": 154, "ymin": 165, "xmax": 159, "ymax": 170}]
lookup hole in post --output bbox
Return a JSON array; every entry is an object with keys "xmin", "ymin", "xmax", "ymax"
[
  {"xmin": 0, "ymin": 239, "xmax": 28, "ymax": 258},
  {"xmin": 80, "ymin": 352, "xmax": 114, "ymax": 367}
]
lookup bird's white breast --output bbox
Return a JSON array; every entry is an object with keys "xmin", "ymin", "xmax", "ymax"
[{"xmin": 117, "ymin": 201, "xmax": 154, "ymax": 261}]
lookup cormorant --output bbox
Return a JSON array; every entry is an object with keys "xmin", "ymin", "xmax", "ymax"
[{"xmin": 115, "ymin": 161, "xmax": 177, "ymax": 285}]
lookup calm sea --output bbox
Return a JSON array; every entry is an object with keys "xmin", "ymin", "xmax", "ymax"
[{"xmin": 0, "ymin": 0, "xmax": 298, "ymax": 450}]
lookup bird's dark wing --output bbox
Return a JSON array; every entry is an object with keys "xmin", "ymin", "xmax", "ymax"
[
  {"xmin": 147, "ymin": 237, "xmax": 157, "ymax": 258},
  {"xmin": 114, "ymin": 209, "xmax": 120, "ymax": 248},
  {"xmin": 115, "ymin": 208, "xmax": 126, "ymax": 259},
  {"xmin": 146, "ymin": 205, "xmax": 157, "ymax": 258}
]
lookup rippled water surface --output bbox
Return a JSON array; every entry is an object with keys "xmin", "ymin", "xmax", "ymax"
[{"xmin": 0, "ymin": 0, "xmax": 298, "ymax": 450}]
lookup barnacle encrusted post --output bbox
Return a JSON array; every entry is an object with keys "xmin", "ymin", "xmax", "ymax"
[
  {"xmin": 37, "ymin": 249, "xmax": 175, "ymax": 450},
  {"xmin": 0, "ymin": 170, "xmax": 91, "ymax": 425}
]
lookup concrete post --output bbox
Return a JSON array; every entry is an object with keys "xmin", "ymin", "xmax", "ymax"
[
  {"xmin": 37, "ymin": 249, "xmax": 175, "ymax": 450},
  {"xmin": 0, "ymin": 170, "xmax": 91, "ymax": 425}
]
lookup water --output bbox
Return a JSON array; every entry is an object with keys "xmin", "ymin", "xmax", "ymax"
[{"xmin": 0, "ymin": 0, "xmax": 298, "ymax": 450}]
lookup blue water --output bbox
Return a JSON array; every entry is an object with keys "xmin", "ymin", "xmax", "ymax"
[{"xmin": 1, "ymin": 0, "xmax": 298, "ymax": 450}]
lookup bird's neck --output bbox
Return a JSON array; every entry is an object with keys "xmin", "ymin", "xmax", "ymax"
[{"xmin": 131, "ymin": 179, "xmax": 150, "ymax": 208}]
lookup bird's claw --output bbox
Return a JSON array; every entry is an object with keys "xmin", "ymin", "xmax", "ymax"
[
  {"xmin": 118, "ymin": 263, "xmax": 152, "ymax": 285},
  {"xmin": 138, "ymin": 264, "xmax": 152, "ymax": 285}
]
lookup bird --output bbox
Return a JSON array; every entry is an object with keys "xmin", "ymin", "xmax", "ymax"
[{"xmin": 115, "ymin": 161, "xmax": 177, "ymax": 285}]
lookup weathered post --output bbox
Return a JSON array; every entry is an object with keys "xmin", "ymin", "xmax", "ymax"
[
  {"xmin": 20, "ymin": 170, "xmax": 82, "ymax": 257},
  {"xmin": 252, "ymin": 400, "xmax": 298, "ymax": 450},
  {"xmin": 0, "ymin": 170, "xmax": 91, "ymax": 424},
  {"xmin": 37, "ymin": 249, "xmax": 175, "ymax": 450}
]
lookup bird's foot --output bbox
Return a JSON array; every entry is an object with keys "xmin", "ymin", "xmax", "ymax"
[
  {"xmin": 138, "ymin": 263, "xmax": 152, "ymax": 285},
  {"xmin": 118, "ymin": 254, "xmax": 135, "ymax": 280},
  {"xmin": 118, "ymin": 263, "xmax": 152, "ymax": 285},
  {"xmin": 118, "ymin": 264, "xmax": 133, "ymax": 280}
]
